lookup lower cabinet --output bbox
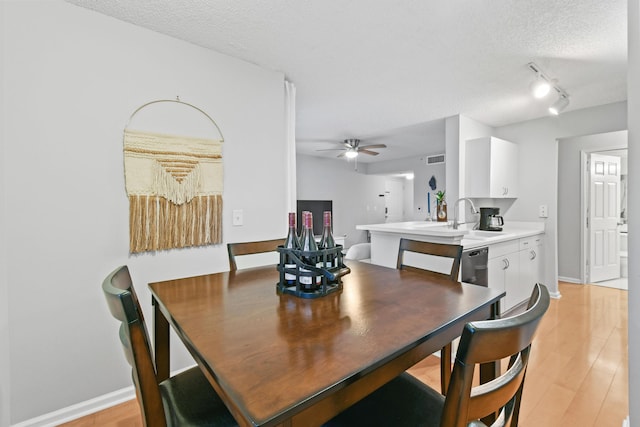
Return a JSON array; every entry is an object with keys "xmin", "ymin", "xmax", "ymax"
[
  {"xmin": 518, "ymin": 235, "xmax": 544, "ymax": 304},
  {"xmin": 486, "ymin": 234, "xmax": 544, "ymax": 313},
  {"xmin": 487, "ymin": 240, "xmax": 520, "ymax": 311}
]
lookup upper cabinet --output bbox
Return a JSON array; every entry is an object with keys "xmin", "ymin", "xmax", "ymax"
[{"xmin": 465, "ymin": 137, "xmax": 519, "ymax": 198}]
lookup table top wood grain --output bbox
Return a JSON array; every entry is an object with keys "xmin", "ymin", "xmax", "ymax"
[{"xmin": 149, "ymin": 261, "xmax": 503, "ymax": 426}]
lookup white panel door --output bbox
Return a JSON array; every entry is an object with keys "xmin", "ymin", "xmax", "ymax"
[
  {"xmin": 384, "ymin": 179, "xmax": 404, "ymax": 223},
  {"xmin": 589, "ymin": 153, "xmax": 621, "ymax": 283}
]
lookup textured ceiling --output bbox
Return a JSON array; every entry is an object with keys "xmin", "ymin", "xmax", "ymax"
[{"xmin": 65, "ymin": 0, "xmax": 627, "ymax": 163}]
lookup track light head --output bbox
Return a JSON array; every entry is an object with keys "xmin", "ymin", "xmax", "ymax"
[
  {"xmin": 527, "ymin": 62, "xmax": 570, "ymax": 115},
  {"xmin": 549, "ymin": 94, "xmax": 570, "ymax": 115},
  {"xmin": 530, "ymin": 74, "xmax": 551, "ymax": 98}
]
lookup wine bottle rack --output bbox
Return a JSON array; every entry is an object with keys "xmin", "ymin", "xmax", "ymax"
[{"xmin": 276, "ymin": 246, "xmax": 351, "ymax": 298}]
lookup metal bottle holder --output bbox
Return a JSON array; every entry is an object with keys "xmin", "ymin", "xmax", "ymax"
[{"xmin": 276, "ymin": 246, "xmax": 351, "ymax": 298}]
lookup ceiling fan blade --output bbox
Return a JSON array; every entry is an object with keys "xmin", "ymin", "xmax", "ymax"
[
  {"xmin": 359, "ymin": 144, "xmax": 387, "ymax": 150},
  {"xmin": 316, "ymin": 148, "xmax": 347, "ymax": 152},
  {"xmin": 359, "ymin": 149, "xmax": 380, "ymax": 156},
  {"xmin": 337, "ymin": 152, "xmax": 347, "ymax": 158}
]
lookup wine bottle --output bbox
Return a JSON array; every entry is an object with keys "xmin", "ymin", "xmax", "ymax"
[
  {"xmin": 319, "ymin": 211, "xmax": 336, "ymax": 267},
  {"xmin": 298, "ymin": 211, "xmax": 309, "ymax": 249},
  {"xmin": 299, "ymin": 211, "xmax": 320, "ymax": 288},
  {"xmin": 283, "ymin": 212, "xmax": 299, "ymax": 285}
]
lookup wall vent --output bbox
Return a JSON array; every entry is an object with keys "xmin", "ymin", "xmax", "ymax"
[{"xmin": 426, "ymin": 154, "xmax": 445, "ymax": 165}]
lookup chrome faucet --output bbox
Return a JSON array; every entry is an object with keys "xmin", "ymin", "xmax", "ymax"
[{"xmin": 452, "ymin": 198, "xmax": 479, "ymax": 230}]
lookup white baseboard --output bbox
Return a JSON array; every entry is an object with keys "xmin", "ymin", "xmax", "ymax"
[
  {"xmin": 11, "ymin": 386, "xmax": 135, "ymax": 427},
  {"xmin": 558, "ymin": 276, "xmax": 582, "ymax": 284},
  {"xmin": 11, "ymin": 365, "xmax": 196, "ymax": 427}
]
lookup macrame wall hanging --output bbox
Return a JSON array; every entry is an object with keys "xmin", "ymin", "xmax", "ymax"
[{"xmin": 123, "ymin": 98, "xmax": 224, "ymax": 254}]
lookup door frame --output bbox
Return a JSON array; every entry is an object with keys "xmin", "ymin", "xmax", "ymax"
[{"xmin": 580, "ymin": 146, "xmax": 627, "ymax": 283}]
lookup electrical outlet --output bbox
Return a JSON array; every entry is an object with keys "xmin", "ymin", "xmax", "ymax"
[
  {"xmin": 232, "ymin": 209, "xmax": 243, "ymax": 226},
  {"xmin": 538, "ymin": 205, "xmax": 548, "ymax": 218}
]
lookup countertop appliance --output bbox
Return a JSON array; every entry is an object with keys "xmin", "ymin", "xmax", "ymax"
[
  {"xmin": 479, "ymin": 207, "xmax": 503, "ymax": 231},
  {"xmin": 461, "ymin": 247, "xmax": 488, "ymax": 287}
]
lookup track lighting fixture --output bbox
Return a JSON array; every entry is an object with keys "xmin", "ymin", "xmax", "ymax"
[
  {"xmin": 549, "ymin": 93, "xmax": 570, "ymax": 115},
  {"xmin": 530, "ymin": 73, "xmax": 551, "ymax": 98},
  {"xmin": 527, "ymin": 62, "xmax": 571, "ymax": 115}
]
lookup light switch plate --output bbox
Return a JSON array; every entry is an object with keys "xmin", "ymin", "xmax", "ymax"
[
  {"xmin": 538, "ymin": 205, "xmax": 548, "ymax": 218},
  {"xmin": 232, "ymin": 209, "xmax": 243, "ymax": 226}
]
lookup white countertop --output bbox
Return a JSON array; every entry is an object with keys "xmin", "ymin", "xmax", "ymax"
[
  {"xmin": 357, "ymin": 220, "xmax": 545, "ymax": 248},
  {"xmin": 356, "ymin": 221, "xmax": 466, "ymax": 239},
  {"xmin": 460, "ymin": 227, "xmax": 544, "ymax": 249}
]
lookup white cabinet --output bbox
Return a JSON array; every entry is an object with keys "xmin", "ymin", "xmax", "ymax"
[
  {"xmin": 465, "ymin": 137, "xmax": 519, "ymax": 198},
  {"xmin": 518, "ymin": 236, "xmax": 544, "ymax": 299},
  {"xmin": 487, "ymin": 240, "xmax": 520, "ymax": 311},
  {"xmin": 486, "ymin": 234, "xmax": 544, "ymax": 313}
]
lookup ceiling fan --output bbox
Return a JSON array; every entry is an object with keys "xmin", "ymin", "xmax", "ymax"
[{"xmin": 316, "ymin": 138, "xmax": 387, "ymax": 158}]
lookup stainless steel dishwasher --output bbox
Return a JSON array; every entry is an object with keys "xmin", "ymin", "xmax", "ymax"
[{"xmin": 461, "ymin": 247, "xmax": 489, "ymax": 287}]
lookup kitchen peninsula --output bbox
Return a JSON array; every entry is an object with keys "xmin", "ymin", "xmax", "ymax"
[{"xmin": 357, "ymin": 220, "xmax": 545, "ymax": 312}]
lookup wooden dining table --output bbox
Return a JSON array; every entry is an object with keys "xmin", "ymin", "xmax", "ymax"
[{"xmin": 149, "ymin": 260, "xmax": 504, "ymax": 427}]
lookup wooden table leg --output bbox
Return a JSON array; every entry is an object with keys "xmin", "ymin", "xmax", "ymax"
[
  {"xmin": 153, "ymin": 297, "xmax": 170, "ymax": 381},
  {"xmin": 440, "ymin": 343, "xmax": 452, "ymax": 394}
]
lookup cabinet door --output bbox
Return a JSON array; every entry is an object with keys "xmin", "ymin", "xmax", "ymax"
[
  {"xmin": 487, "ymin": 256, "xmax": 507, "ymax": 295},
  {"xmin": 465, "ymin": 137, "xmax": 519, "ymax": 198},
  {"xmin": 502, "ymin": 253, "xmax": 521, "ymax": 310},
  {"xmin": 519, "ymin": 248, "xmax": 538, "ymax": 299},
  {"xmin": 489, "ymin": 138, "xmax": 519, "ymax": 198},
  {"xmin": 534, "ymin": 239, "xmax": 544, "ymax": 283}
]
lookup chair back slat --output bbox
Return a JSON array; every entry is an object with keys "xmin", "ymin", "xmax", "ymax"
[
  {"xmin": 396, "ymin": 238, "xmax": 462, "ymax": 281},
  {"xmin": 227, "ymin": 238, "xmax": 285, "ymax": 271},
  {"xmin": 466, "ymin": 351, "xmax": 528, "ymax": 420},
  {"xmin": 102, "ymin": 266, "xmax": 168, "ymax": 427},
  {"xmin": 441, "ymin": 283, "xmax": 550, "ymax": 427}
]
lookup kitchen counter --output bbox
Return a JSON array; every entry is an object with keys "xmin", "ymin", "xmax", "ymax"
[
  {"xmin": 356, "ymin": 220, "xmax": 544, "ymax": 268},
  {"xmin": 460, "ymin": 225, "xmax": 545, "ymax": 249},
  {"xmin": 356, "ymin": 221, "xmax": 467, "ymax": 242}
]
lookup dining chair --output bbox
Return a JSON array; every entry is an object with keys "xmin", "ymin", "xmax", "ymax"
[
  {"xmin": 227, "ymin": 238, "xmax": 286, "ymax": 271},
  {"xmin": 396, "ymin": 238, "xmax": 463, "ymax": 281},
  {"xmin": 101, "ymin": 266, "xmax": 238, "ymax": 427},
  {"xmin": 344, "ymin": 242, "xmax": 371, "ymax": 262},
  {"xmin": 396, "ymin": 238, "xmax": 463, "ymax": 393},
  {"xmin": 324, "ymin": 283, "xmax": 550, "ymax": 427}
]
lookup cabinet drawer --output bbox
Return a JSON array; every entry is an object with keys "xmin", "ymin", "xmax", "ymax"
[
  {"xmin": 488, "ymin": 240, "xmax": 520, "ymax": 259},
  {"xmin": 520, "ymin": 235, "xmax": 543, "ymax": 250}
]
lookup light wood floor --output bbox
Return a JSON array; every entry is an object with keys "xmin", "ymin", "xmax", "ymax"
[{"xmin": 61, "ymin": 282, "xmax": 628, "ymax": 427}]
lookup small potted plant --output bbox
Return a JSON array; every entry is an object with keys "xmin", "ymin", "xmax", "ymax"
[{"xmin": 435, "ymin": 190, "xmax": 447, "ymax": 222}]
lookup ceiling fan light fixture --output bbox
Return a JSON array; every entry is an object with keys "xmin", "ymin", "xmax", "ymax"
[
  {"xmin": 345, "ymin": 149, "xmax": 358, "ymax": 159},
  {"xmin": 549, "ymin": 94, "xmax": 570, "ymax": 115}
]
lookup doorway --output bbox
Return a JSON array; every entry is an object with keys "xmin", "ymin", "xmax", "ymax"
[
  {"xmin": 382, "ymin": 174, "xmax": 414, "ymax": 223},
  {"xmin": 581, "ymin": 148, "xmax": 628, "ymax": 289}
]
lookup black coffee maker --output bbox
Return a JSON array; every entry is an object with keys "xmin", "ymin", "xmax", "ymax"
[{"xmin": 479, "ymin": 207, "xmax": 504, "ymax": 231}]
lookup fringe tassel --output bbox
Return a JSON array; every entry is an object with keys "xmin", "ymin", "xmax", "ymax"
[{"xmin": 129, "ymin": 195, "xmax": 222, "ymax": 253}]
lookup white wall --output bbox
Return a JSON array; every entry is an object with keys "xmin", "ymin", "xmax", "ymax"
[
  {"xmin": 403, "ymin": 177, "xmax": 414, "ymax": 221},
  {"xmin": 2, "ymin": 2, "xmax": 287, "ymax": 424},
  {"xmin": 296, "ymin": 154, "xmax": 387, "ymax": 247},
  {"xmin": 493, "ymin": 102, "xmax": 627, "ymax": 298},
  {"xmin": 445, "ymin": 115, "xmax": 494, "ymax": 205},
  {"xmin": 627, "ymin": 0, "xmax": 639, "ymax": 424},
  {"xmin": 367, "ymin": 151, "xmax": 446, "ymax": 220},
  {"xmin": 0, "ymin": 2, "xmax": 10, "ymax": 426},
  {"xmin": 557, "ymin": 130, "xmax": 627, "ymax": 282}
]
